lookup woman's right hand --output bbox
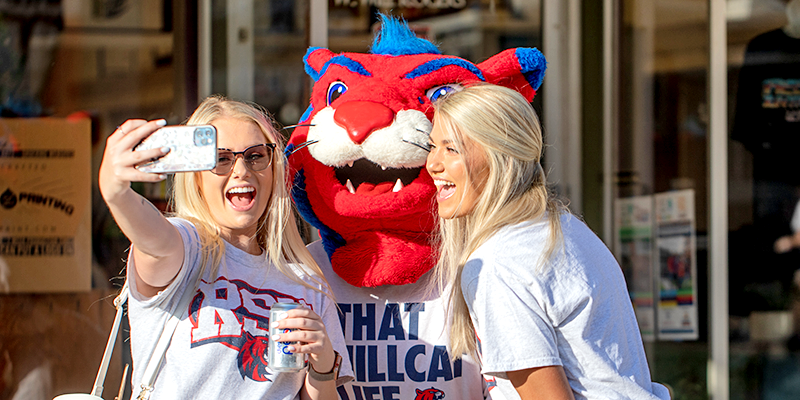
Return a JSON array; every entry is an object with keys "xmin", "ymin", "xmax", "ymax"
[
  {"xmin": 97, "ymin": 118, "xmax": 185, "ymax": 297},
  {"xmin": 98, "ymin": 119, "xmax": 169, "ymax": 203}
]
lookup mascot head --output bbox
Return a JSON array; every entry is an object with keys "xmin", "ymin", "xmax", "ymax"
[{"xmin": 288, "ymin": 14, "xmax": 546, "ymax": 287}]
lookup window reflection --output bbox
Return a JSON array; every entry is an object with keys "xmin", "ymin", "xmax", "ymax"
[
  {"xmin": 616, "ymin": 0, "xmax": 709, "ymax": 398},
  {"xmin": 729, "ymin": 1, "xmax": 800, "ymax": 399}
]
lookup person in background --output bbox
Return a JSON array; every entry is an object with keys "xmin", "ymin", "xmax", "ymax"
[
  {"xmin": 774, "ymin": 200, "xmax": 800, "ymax": 255},
  {"xmin": 98, "ymin": 95, "xmax": 352, "ymax": 400},
  {"xmin": 425, "ymin": 84, "xmax": 671, "ymax": 400}
]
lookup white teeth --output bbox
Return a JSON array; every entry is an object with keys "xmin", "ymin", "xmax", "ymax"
[
  {"xmin": 345, "ymin": 179, "xmax": 356, "ymax": 194},
  {"xmin": 392, "ymin": 178, "xmax": 403, "ymax": 193},
  {"xmin": 227, "ymin": 187, "xmax": 254, "ymax": 194},
  {"xmin": 347, "ymin": 161, "xmax": 354, "ymax": 168},
  {"xmin": 433, "ymin": 180, "xmax": 454, "ymax": 189}
]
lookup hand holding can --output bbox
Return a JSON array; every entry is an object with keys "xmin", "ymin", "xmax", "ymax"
[
  {"xmin": 268, "ymin": 302, "xmax": 337, "ymax": 376},
  {"xmin": 268, "ymin": 302, "xmax": 305, "ymax": 372}
]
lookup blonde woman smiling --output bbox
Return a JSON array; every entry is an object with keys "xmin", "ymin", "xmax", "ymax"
[
  {"xmin": 426, "ymin": 84, "xmax": 670, "ymax": 400},
  {"xmin": 99, "ymin": 96, "xmax": 352, "ymax": 400}
]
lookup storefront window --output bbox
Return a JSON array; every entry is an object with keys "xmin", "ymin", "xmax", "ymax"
[
  {"xmin": 252, "ymin": 0, "xmax": 309, "ymax": 126},
  {"xmin": 1, "ymin": 1, "xmax": 187, "ymax": 398},
  {"xmin": 327, "ymin": 0, "xmax": 541, "ymax": 62},
  {"xmin": 727, "ymin": 1, "xmax": 800, "ymax": 398},
  {"xmin": 614, "ymin": 0, "xmax": 710, "ymax": 398}
]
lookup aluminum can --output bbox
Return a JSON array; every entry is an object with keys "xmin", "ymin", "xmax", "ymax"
[{"xmin": 268, "ymin": 302, "xmax": 305, "ymax": 372}]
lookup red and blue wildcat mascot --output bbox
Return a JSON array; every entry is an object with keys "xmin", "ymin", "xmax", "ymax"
[{"xmin": 287, "ymin": 14, "xmax": 545, "ymax": 399}]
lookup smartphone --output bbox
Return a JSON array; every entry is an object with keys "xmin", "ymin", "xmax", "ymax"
[{"xmin": 134, "ymin": 125, "xmax": 217, "ymax": 173}]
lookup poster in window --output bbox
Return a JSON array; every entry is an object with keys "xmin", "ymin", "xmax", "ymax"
[
  {"xmin": 0, "ymin": 118, "xmax": 91, "ymax": 293},
  {"xmin": 654, "ymin": 189, "xmax": 699, "ymax": 341},
  {"xmin": 615, "ymin": 195, "xmax": 656, "ymax": 341}
]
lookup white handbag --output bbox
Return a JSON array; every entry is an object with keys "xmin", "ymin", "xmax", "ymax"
[{"xmin": 53, "ymin": 277, "xmax": 198, "ymax": 400}]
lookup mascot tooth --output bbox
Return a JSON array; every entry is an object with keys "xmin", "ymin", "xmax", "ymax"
[{"xmin": 287, "ymin": 14, "xmax": 546, "ymax": 399}]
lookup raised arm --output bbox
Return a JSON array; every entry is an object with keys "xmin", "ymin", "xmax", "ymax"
[{"xmin": 98, "ymin": 119, "xmax": 184, "ymax": 297}]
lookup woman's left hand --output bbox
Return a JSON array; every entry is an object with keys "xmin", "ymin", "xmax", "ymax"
[{"xmin": 270, "ymin": 306, "xmax": 335, "ymax": 374}]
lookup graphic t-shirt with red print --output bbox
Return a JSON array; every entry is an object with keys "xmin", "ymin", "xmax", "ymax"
[{"xmin": 127, "ymin": 218, "xmax": 353, "ymax": 400}]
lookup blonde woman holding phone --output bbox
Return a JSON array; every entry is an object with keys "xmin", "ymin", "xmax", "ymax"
[{"xmin": 99, "ymin": 96, "xmax": 352, "ymax": 400}]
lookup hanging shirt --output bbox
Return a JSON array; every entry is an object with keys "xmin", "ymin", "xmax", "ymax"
[{"xmin": 732, "ymin": 28, "xmax": 800, "ymax": 185}]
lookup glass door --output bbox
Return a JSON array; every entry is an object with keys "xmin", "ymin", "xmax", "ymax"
[
  {"xmin": 727, "ymin": 1, "xmax": 800, "ymax": 399},
  {"xmin": 204, "ymin": 0, "xmax": 311, "ymax": 127},
  {"xmin": 613, "ymin": 1, "xmax": 711, "ymax": 398}
]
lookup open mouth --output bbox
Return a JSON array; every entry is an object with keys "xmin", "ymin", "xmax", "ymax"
[
  {"xmin": 334, "ymin": 159, "xmax": 421, "ymax": 196},
  {"xmin": 433, "ymin": 179, "xmax": 456, "ymax": 201},
  {"xmin": 226, "ymin": 186, "xmax": 256, "ymax": 210}
]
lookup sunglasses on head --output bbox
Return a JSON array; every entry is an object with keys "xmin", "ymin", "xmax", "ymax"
[{"xmin": 211, "ymin": 143, "xmax": 276, "ymax": 175}]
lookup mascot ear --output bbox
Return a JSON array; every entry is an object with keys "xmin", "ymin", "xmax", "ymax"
[
  {"xmin": 304, "ymin": 47, "xmax": 337, "ymax": 81},
  {"xmin": 478, "ymin": 47, "xmax": 547, "ymax": 101}
]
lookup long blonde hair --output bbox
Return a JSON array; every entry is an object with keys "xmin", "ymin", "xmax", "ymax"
[
  {"xmin": 430, "ymin": 84, "xmax": 564, "ymax": 359},
  {"xmin": 171, "ymin": 95, "xmax": 329, "ymax": 294}
]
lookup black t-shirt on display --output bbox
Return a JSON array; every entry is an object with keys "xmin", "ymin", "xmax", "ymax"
[
  {"xmin": 730, "ymin": 29, "xmax": 800, "ymax": 314},
  {"xmin": 733, "ymin": 29, "xmax": 800, "ymax": 186}
]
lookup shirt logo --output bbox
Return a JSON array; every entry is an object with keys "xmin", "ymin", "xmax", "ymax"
[
  {"xmin": 188, "ymin": 276, "xmax": 307, "ymax": 382},
  {"xmin": 415, "ymin": 387, "xmax": 446, "ymax": 400}
]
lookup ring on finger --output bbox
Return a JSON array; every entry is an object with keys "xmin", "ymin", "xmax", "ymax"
[{"xmin": 116, "ymin": 125, "xmax": 127, "ymax": 135}]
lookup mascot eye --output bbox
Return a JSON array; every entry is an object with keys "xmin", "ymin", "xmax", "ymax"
[
  {"xmin": 327, "ymin": 82, "xmax": 348, "ymax": 105},
  {"xmin": 426, "ymin": 84, "xmax": 463, "ymax": 102}
]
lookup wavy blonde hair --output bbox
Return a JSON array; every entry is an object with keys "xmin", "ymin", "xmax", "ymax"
[
  {"xmin": 171, "ymin": 95, "xmax": 329, "ymax": 294},
  {"xmin": 430, "ymin": 84, "xmax": 565, "ymax": 359}
]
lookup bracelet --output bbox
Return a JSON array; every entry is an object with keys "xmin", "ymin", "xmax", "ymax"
[{"xmin": 308, "ymin": 351, "xmax": 342, "ymax": 382}]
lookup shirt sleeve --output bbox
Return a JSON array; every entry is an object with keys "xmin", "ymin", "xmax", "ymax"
[
  {"xmin": 126, "ymin": 217, "xmax": 201, "ymax": 306},
  {"xmin": 462, "ymin": 258, "xmax": 562, "ymax": 377}
]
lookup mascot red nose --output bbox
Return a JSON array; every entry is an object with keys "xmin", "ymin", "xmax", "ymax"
[{"xmin": 287, "ymin": 14, "xmax": 546, "ymax": 288}]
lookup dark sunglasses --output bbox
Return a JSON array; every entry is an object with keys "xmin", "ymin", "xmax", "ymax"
[{"xmin": 211, "ymin": 143, "xmax": 276, "ymax": 175}]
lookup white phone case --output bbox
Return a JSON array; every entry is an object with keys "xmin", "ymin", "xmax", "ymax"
[{"xmin": 134, "ymin": 125, "xmax": 217, "ymax": 173}]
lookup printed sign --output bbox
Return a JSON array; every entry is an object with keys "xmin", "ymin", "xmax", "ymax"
[
  {"xmin": 654, "ymin": 189, "xmax": 699, "ymax": 341},
  {"xmin": 333, "ymin": 0, "xmax": 467, "ymax": 10},
  {"xmin": 615, "ymin": 195, "xmax": 656, "ymax": 341},
  {"xmin": 0, "ymin": 118, "xmax": 91, "ymax": 293}
]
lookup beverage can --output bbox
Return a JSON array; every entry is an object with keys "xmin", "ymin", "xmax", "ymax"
[{"xmin": 268, "ymin": 302, "xmax": 306, "ymax": 372}]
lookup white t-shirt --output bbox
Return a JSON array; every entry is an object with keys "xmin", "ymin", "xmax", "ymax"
[
  {"xmin": 307, "ymin": 240, "xmax": 498, "ymax": 400},
  {"xmin": 462, "ymin": 214, "xmax": 671, "ymax": 400},
  {"xmin": 127, "ymin": 218, "xmax": 354, "ymax": 400}
]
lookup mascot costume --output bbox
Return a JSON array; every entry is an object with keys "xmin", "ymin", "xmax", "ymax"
[{"xmin": 287, "ymin": 15, "xmax": 546, "ymax": 400}]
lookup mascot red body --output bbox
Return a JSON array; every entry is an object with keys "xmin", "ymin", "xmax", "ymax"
[{"xmin": 287, "ymin": 15, "xmax": 546, "ymax": 288}]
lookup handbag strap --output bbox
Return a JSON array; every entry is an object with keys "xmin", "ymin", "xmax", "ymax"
[
  {"xmin": 136, "ymin": 275, "xmax": 200, "ymax": 400},
  {"xmin": 90, "ymin": 281, "xmax": 130, "ymax": 397}
]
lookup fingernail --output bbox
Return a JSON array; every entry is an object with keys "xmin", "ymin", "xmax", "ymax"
[
  {"xmin": 157, "ymin": 174, "xmax": 167, "ymax": 180},
  {"xmin": 270, "ymin": 321, "xmax": 279, "ymax": 328},
  {"xmin": 277, "ymin": 312, "xmax": 288, "ymax": 321},
  {"xmin": 156, "ymin": 119, "xmax": 167, "ymax": 126},
  {"xmin": 287, "ymin": 346, "xmax": 295, "ymax": 352},
  {"xmin": 161, "ymin": 146, "xmax": 171, "ymax": 153},
  {"xmin": 271, "ymin": 334, "xmax": 281, "ymax": 341}
]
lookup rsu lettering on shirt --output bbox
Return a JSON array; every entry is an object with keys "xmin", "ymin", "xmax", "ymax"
[
  {"xmin": 336, "ymin": 302, "xmax": 462, "ymax": 400},
  {"xmin": 187, "ymin": 276, "xmax": 307, "ymax": 382}
]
